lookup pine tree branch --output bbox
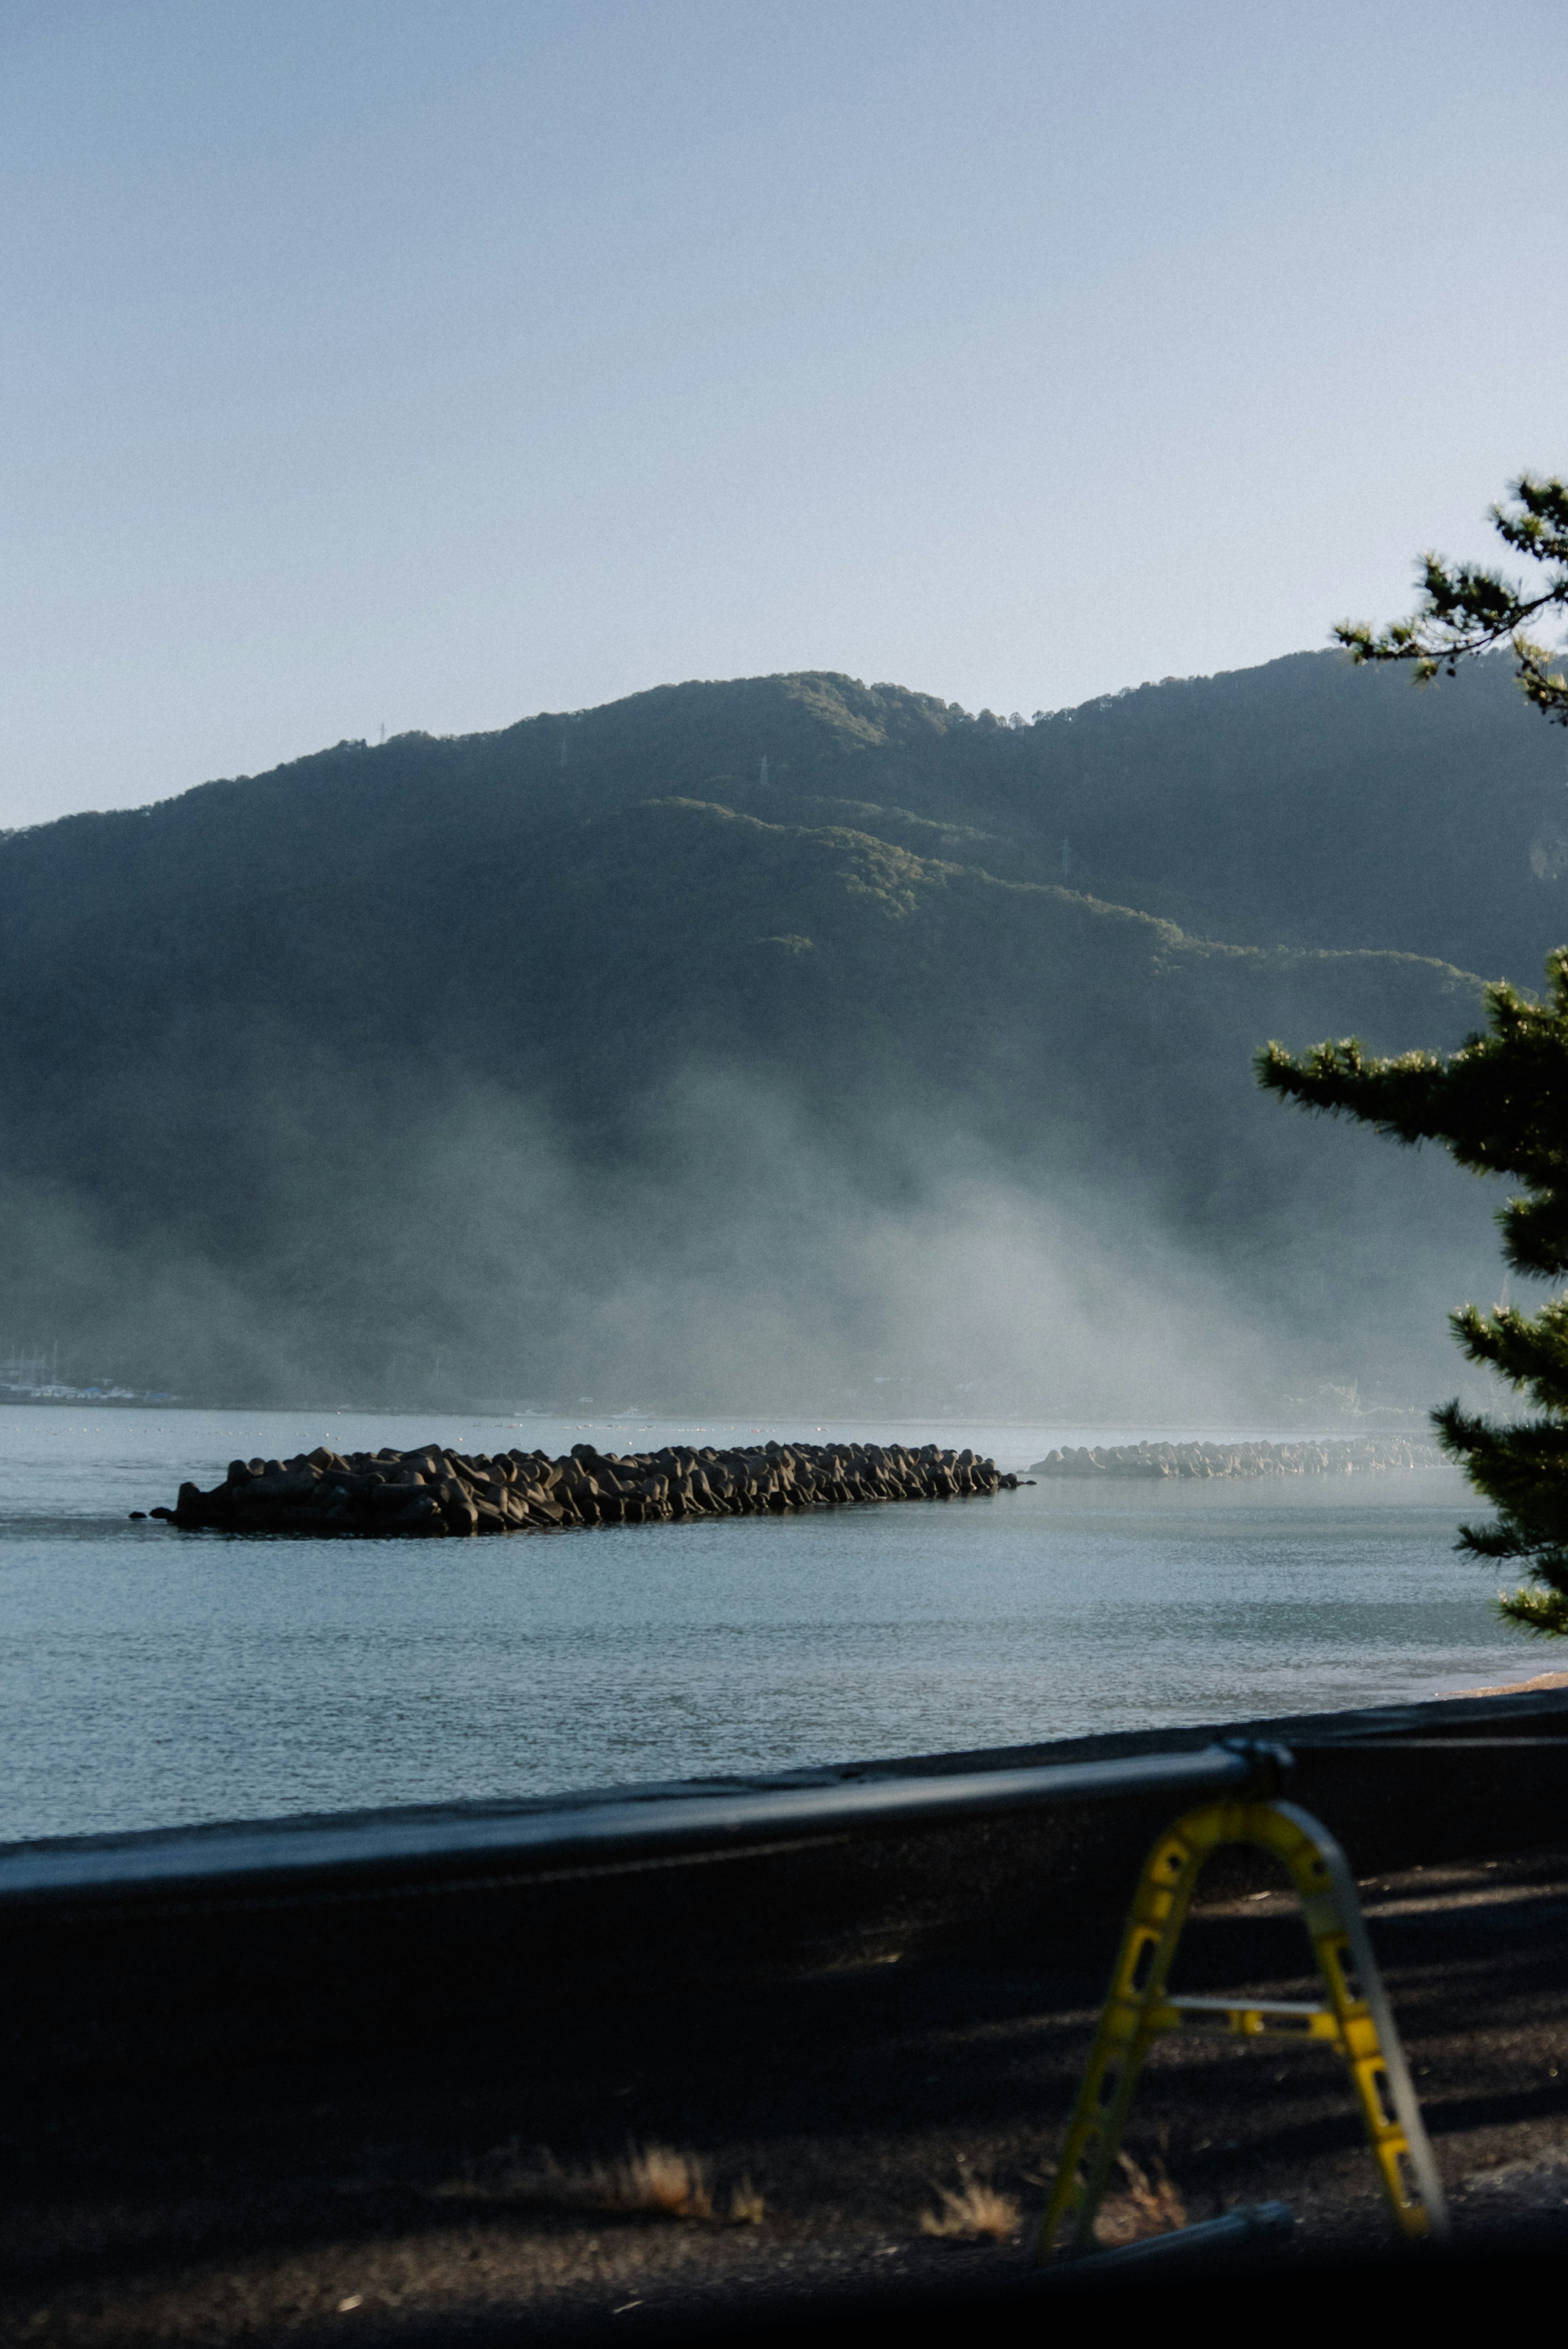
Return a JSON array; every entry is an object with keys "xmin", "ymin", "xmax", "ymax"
[
  {"xmin": 1267, "ymin": 468, "xmax": 1568, "ymax": 1632},
  {"xmin": 1449, "ymin": 1300, "xmax": 1568, "ymax": 1410},
  {"xmin": 1497, "ymin": 1584, "xmax": 1568, "ymax": 1636},
  {"xmin": 1257, "ymin": 951, "xmax": 1568, "ymax": 1256},
  {"xmin": 1332, "ymin": 475, "xmax": 1568, "ymax": 722}
]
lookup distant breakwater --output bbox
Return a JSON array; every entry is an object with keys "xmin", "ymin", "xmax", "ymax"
[
  {"xmin": 1030, "ymin": 1436, "xmax": 1444, "ymax": 1480},
  {"xmin": 153, "ymin": 1439, "xmax": 1019, "ymax": 1537}
]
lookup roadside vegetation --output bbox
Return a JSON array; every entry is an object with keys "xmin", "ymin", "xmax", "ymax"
[{"xmin": 1261, "ymin": 476, "xmax": 1568, "ymax": 1630}]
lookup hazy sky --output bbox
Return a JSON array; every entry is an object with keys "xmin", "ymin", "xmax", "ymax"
[{"xmin": 4, "ymin": 0, "xmax": 1566, "ymax": 827}]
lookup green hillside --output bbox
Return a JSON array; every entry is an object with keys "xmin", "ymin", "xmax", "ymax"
[{"xmin": 0, "ymin": 653, "xmax": 1550, "ymax": 1416}]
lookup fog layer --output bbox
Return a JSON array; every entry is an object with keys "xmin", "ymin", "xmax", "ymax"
[{"xmin": 0, "ymin": 658, "xmax": 1546, "ymax": 1419}]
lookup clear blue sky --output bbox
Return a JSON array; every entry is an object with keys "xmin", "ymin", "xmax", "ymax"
[{"xmin": 4, "ymin": 0, "xmax": 1565, "ymax": 826}]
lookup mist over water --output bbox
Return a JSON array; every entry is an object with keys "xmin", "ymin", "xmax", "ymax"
[
  {"xmin": 0, "ymin": 659, "xmax": 1525, "ymax": 1425},
  {"xmin": 0, "ymin": 1405, "xmax": 1522, "ymax": 1846},
  {"xmin": 0, "ymin": 662, "xmax": 1536, "ymax": 1850},
  {"xmin": 2, "ymin": 1056, "xmax": 1504, "ymax": 1424}
]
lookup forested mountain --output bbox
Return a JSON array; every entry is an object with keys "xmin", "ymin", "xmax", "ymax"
[{"xmin": 2, "ymin": 651, "xmax": 1561, "ymax": 1416}]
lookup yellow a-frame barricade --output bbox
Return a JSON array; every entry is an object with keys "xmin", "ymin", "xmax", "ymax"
[{"xmin": 1036, "ymin": 1793, "xmax": 1449, "ymax": 2262}]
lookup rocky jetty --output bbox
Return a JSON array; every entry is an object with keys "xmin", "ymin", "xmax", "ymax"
[
  {"xmin": 1030, "ymin": 1436, "xmax": 1444, "ymax": 1480},
  {"xmin": 153, "ymin": 1439, "xmax": 1018, "ymax": 1537}
]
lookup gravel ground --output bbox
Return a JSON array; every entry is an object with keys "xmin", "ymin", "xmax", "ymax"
[{"xmin": 5, "ymin": 1842, "xmax": 1568, "ymax": 2342}]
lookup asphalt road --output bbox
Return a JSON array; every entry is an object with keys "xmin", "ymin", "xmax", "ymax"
[{"xmin": 4, "ymin": 1833, "xmax": 1568, "ymax": 2344}]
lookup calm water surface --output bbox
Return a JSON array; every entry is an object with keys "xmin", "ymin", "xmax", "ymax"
[{"xmin": 0, "ymin": 1405, "xmax": 1525, "ymax": 1844}]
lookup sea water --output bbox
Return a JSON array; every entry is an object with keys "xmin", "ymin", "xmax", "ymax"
[{"xmin": 0, "ymin": 1403, "xmax": 1526, "ymax": 1844}]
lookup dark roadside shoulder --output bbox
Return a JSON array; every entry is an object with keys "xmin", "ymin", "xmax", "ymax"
[{"xmin": 4, "ymin": 1843, "xmax": 1568, "ymax": 2344}]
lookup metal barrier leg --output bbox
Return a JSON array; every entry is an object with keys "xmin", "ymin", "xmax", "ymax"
[{"xmin": 1034, "ymin": 1798, "xmax": 1448, "ymax": 2263}]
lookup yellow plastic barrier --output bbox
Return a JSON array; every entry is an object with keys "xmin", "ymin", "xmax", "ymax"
[{"xmin": 1035, "ymin": 1797, "xmax": 1448, "ymax": 2261}]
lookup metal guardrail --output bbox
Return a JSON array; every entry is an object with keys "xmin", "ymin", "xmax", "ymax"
[
  {"xmin": 1042, "ymin": 2199, "xmax": 1297, "ymax": 2281},
  {"xmin": 0, "ymin": 1740, "xmax": 1279, "ymax": 1910}
]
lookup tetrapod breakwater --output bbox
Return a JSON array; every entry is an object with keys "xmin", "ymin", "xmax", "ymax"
[
  {"xmin": 1030, "ymin": 1436, "xmax": 1445, "ymax": 1480},
  {"xmin": 152, "ymin": 1438, "xmax": 1019, "ymax": 1537}
]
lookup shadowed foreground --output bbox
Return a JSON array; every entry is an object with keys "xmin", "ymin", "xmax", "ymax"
[{"xmin": 5, "ymin": 1833, "xmax": 1568, "ymax": 2342}]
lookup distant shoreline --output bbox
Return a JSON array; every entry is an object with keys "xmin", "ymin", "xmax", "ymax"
[
  {"xmin": 0, "ymin": 1394, "xmax": 1439, "ymax": 1439},
  {"xmin": 1033, "ymin": 1435, "xmax": 1446, "ymax": 1480}
]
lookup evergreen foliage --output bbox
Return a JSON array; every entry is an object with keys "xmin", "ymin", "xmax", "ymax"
[
  {"xmin": 1336, "ymin": 474, "xmax": 1568, "ymax": 724},
  {"xmin": 1265, "ymin": 477, "xmax": 1568, "ymax": 1630}
]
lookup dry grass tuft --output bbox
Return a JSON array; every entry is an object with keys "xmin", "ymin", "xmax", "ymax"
[
  {"xmin": 726, "ymin": 2178, "xmax": 766, "ymax": 2226},
  {"xmin": 433, "ymin": 2140, "xmax": 751, "ymax": 2224},
  {"xmin": 1092, "ymin": 2152, "xmax": 1187, "ymax": 2247},
  {"xmin": 919, "ymin": 2178, "xmax": 1020, "ymax": 2242},
  {"xmin": 592, "ymin": 2144, "xmax": 714, "ymax": 2221}
]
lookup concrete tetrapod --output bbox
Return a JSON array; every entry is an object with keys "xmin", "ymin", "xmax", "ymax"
[{"xmin": 154, "ymin": 1436, "xmax": 1020, "ymax": 1537}]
